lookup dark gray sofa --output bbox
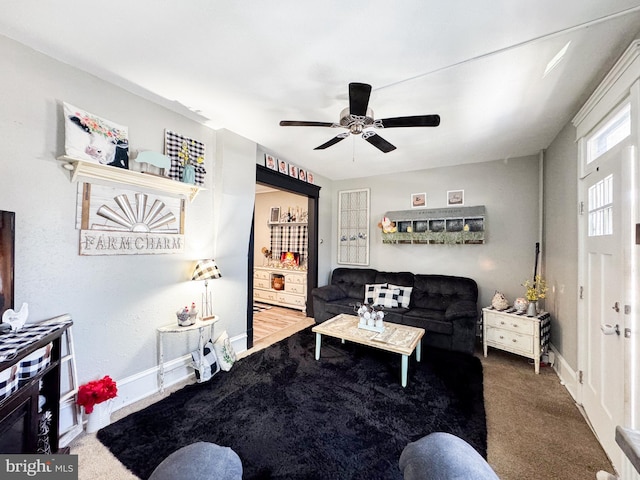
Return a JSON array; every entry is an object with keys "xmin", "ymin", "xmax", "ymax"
[{"xmin": 311, "ymin": 268, "xmax": 479, "ymax": 355}]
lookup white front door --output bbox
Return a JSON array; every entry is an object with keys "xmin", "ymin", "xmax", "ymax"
[{"xmin": 579, "ymin": 142, "xmax": 629, "ymax": 472}]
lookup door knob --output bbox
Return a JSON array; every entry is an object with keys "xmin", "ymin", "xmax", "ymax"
[
  {"xmin": 601, "ymin": 324, "xmax": 620, "ymax": 336},
  {"xmin": 612, "ymin": 302, "xmax": 620, "ymax": 313}
]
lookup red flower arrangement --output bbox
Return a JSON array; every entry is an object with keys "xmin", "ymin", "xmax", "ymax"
[{"xmin": 77, "ymin": 375, "xmax": 118, "ymax": 414}]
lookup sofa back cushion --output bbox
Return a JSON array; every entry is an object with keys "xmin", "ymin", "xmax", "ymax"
[
  {"xmin": 374, "ymin": 271, "xmax": 414, "ymax": 288},
  {"xmin": 412, "ymin": 275, "xmax": 478, "ymax": 311},
  {"xmin": 331, "ymin": 268, "xmax": 378, "ymax": 299}
]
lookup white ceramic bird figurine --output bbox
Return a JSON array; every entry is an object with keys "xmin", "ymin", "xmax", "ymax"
[{"xmin": 2, "ymin": 303, "xmax": 29, "ymax": 331}]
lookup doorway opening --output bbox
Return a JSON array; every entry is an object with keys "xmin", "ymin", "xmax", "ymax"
[{"xmin": 246, "ymin": 165, "xmax": 320, "ymax": 349}]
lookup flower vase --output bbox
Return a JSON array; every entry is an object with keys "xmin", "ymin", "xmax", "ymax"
[
  {"xmin": 85, "ymin": 401, "xmax": 112, "ymax": 433},
  {"xmin": 526, "ymin": 301, "xmax": 537, "ymax": 317}
]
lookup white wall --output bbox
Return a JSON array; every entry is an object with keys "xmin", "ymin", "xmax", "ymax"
[
  {"xmin": 542, "ymin": 123, "xmax": 579, "ymax": 369},
  {"xmin": 0, "ymin": 36, "xmax": 258, "ymax": 412},
  {"xmin": 331, "ymin": 156, "xmax": 541, "ymax": 309}
]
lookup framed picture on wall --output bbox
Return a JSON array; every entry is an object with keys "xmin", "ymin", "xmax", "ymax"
[
  {"xmin": 298, "ymin": 169, "xmax": 306, "ymax": 181},
  {"xmin": 447, "ymin": 189, "xmax": 464, "ymax": 206},
  {"xmin": 289, "ymin": 164, "xmax": 299, "ymax": 178},
  {"xmin": 265, "ymin": 154, "xmax": 277, "ymax": 170},
  {"xmin": 278, "ymin": 159, "xmax": 288, "ymax": 174},
  {"xmin": 307, "ymin": 172, "xmax": 315, "ymax": 184},
  {"xmin": 269, "ymin": 207, "xmax": 281, "ymax": 224},
  {"xmin": 411, "ymin": 192, "xmax": 426, "ymax": 208}
]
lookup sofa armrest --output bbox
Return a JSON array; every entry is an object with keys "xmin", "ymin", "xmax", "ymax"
[
  {"xmin": 312, "ymin": 285, "xmax": 347, "ymax": 302},
  {"xmin": 445, "ymin": 301, "xmax": 478, "ymax": 321}
]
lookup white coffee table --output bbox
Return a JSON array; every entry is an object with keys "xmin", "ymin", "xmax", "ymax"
[{"xmin": 312, "ymin": 314, "xmax": 425, "ymax": 387}]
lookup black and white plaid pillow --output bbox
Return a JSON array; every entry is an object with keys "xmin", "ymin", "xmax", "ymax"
[
  {"xmin": 388, "ymin": 284, "xmax": 413, "ymax": 308},
  {"xmin": 364, "ymin": 283, "xmax": 387, "ymax": 304},
  {"xmin": 191, "ymin": 340, "xmax": 220, "ymax": 382},
  {"xmin": 373, "ymin": 288, "xmax": 400, "ymax": 308}
]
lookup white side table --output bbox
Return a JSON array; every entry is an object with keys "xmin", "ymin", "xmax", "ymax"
[
  {"xmin": 157, "ymin": 316, "xmax": 219, "ymax": 392},
  {"xmin": 482, "ymin": 307, "xmax": 551, "ymax": 373}
]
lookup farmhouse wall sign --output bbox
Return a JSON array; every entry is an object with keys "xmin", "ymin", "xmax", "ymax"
[{"xmin": 76, "ymin": 183, "xmax": 185, "ymax": 256}]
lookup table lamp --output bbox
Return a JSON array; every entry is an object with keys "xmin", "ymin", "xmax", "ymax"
[{"xmin": 191, "ymin": 259, "xmax": 222, "ymax": 319}]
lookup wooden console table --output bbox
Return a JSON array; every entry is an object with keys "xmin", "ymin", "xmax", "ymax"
[{"xmin": 157, "ymin": 316, "xmax": 219, "ymax": 392}]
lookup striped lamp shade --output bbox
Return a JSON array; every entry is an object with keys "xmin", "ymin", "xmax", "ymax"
[{"xmin": 191, "ymin": 259, "xmax": 222, "ymax": 281}]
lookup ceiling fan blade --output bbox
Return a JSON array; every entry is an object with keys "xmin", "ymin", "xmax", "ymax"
[
  {"xmin": 377, "ymin": 115, "xmax": 441, "ymax": 128},
  {"xmin": 362, "ymin": 132, "xmax": 396, "ymax": 153},
  {"xmin": 280, "ymin": 120, "xmax": 335, "ymax": 127},
  {"xmin": 314, "ymin": 133, "xmax": 349, "ymax": 150},
  {"xmin": 349, "ymin": 83, "xmax": 372, "ymax": 117}
]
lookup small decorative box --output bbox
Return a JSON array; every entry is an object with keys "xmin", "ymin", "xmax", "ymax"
[
  {"xmin": 0, "ymin": 365, "xmax": 19, "ymax": 401},
  {"xmin": 18, "ymin": 343, "xmax": 52, "ymax": 385}
]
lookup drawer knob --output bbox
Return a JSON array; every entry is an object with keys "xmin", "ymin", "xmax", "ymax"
[
  {"xmin": 500, "ymin": 321, "xmax": 505, "ymax": 325},
  {"xmin": 499, "ymin": 336, "xmax": 504, "ymax": 339},
  {"xmin": 512, "ymin": 324, "xmax": 518, "ymax": 327},
  {"xmin": 512, "ymin": 339, "xmax": 517, "ymax": 343}
]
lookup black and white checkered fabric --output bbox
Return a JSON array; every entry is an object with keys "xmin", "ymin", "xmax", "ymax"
[
  {"xmin": 539, "ymin": 313, "xmax": 551, "ymax": 352},
  {"xmin": 270, "ymin": 225, "xmax": 308, "ymax": 261},
  {"xmin": 0, "ymin": 317, "xmax": 72, "ymax": 363},
  {"xmin": 191, "ymin": 340, "xmax": 220, "ymax": 382},
  {"xmin": 164, "ymin": 130, "xmax": 207, "ymax": 186},
  {"xmin": 0, "ymin": 365, "xmax": 18, "ymax": 401},
  {"xmin": 364, "ymin": 283, "xmax": 387, "ymax": 305},
  {"xmin": 18, "ymin": 343, "xmax": 52, "ymax": 384},
  {"xmin": 388, "ymin": 284, "xmax": 413, "ymax": 308},
  {"xmin": 373, "ymin": 288, "xmax": 400, "ymax": 308},
  {"xmin": 191, "ymin": 259, "xmax": 222, "ymax": 280}
]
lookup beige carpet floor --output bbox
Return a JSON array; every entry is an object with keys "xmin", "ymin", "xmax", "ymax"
[{"xmin": 70, "ymin": 327, "xmax": 614, "ymax": 480}]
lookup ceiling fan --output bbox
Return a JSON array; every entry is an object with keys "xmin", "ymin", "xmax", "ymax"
[{"xmin": 279, "ymin": 82, "xmax": 440, "ymax": 153}]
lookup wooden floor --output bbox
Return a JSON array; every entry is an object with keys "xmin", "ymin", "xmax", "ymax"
[{"xmin": 243, "ymin": 305, "xmax": 314, "ymax": 357}]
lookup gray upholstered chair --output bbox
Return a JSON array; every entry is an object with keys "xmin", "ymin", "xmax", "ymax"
[
  {"xmin": 148, "ymin": 442, "xmax": 242, "ymax": 480},
  {"xmin": 400, "ymin": 432, "xmax": 499, "ymax": 480}
]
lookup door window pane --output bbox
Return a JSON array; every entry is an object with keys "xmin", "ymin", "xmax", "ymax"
[
  {"xmin": 588, "ymin": 175, "xmax": 613, "ymax": 236},
  {"xmin": 587, "ymin": 103, "xmax": 630, "ymax": 164}
]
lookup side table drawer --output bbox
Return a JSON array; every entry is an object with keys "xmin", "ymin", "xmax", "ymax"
[
  {"xmin": 254, "ymin": 270, "xmax": 270, "ymax": 280},
  {"xmin": 484, "ymin": 312, "xmax": 534, "ymax": 335},
  {"xmin": 486, "ymin": 327, "xmax": 534, "ymax": 355},
  {"xmin": 285, "ymin": 273, "xmax": 306, "ymax": 285},
  {"xmin": 277, "ymin": 292, "xmax": 306, "ymax": 307},
  {"xmin": 254, "ymin": 279, "xmax": 271, "ymax": 289},
  {"xmin": 285, "ymin": 283, "xmax": 306, "ymax": 295},
  {"xmin": 254, "ymin": 289, "xmax": 278, "ymax": 302}
]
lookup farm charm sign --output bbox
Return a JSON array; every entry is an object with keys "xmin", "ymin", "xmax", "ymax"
[
  {"xmin": 77, "ymin": 183, "xmax": 185, "ymax": 256},
  {"xmin": 79, "ymin": 231, "xmax": 184, "ymax": 255}
]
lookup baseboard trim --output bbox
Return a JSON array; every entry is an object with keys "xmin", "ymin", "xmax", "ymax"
[
  {"xmin": 549, "ymin": 343, "xmax": 579, "ymax": 402},
  {"xmin": 110, "ymin": 332, "xmax": 248, "ymax": 413}
]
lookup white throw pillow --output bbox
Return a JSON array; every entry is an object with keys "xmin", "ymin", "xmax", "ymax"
[
  {"xmin": 213, "ymin": 331, "xmax": 237, "ymax": 371},
  {"xmin": 364, "ymin": 283, "xmax": 387, "ymax": 304},
  {"xmin": 373, "ymin": 287, "xmax": 400, "ymax": 308},
  {"xmin": 387, "ymin": 284, "xmax": 413, "ymax": 308}
]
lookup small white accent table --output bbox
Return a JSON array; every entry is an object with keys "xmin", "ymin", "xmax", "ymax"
[
  {"xmin": 312, "ymin": 314, "xmax": 425, "ymax": 387},
  {"xmin": 157, "ymin": 316, "xmax": 219, "ymax": 392}
]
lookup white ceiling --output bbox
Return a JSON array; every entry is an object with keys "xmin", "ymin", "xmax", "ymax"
[{"xmin": 2, "ymin": 1, "xmax": 640, "ymax": 180}]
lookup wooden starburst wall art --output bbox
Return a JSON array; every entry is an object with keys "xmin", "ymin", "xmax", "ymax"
[{"xmin": 76, "ymin": 183, "xmax": 185, "ymax": 256}]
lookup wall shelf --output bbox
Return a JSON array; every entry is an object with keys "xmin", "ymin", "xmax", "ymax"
[
  {"xmin": 268, "ymin": 222, "xmax": 308, "ymax": 226},
  {"xmin": 382, "ymin": 205, "xmax": 486, "ymax": 245},
  {"xmin": 58, "ymin": 156, "xmax": 204, "ymax": 202}
]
